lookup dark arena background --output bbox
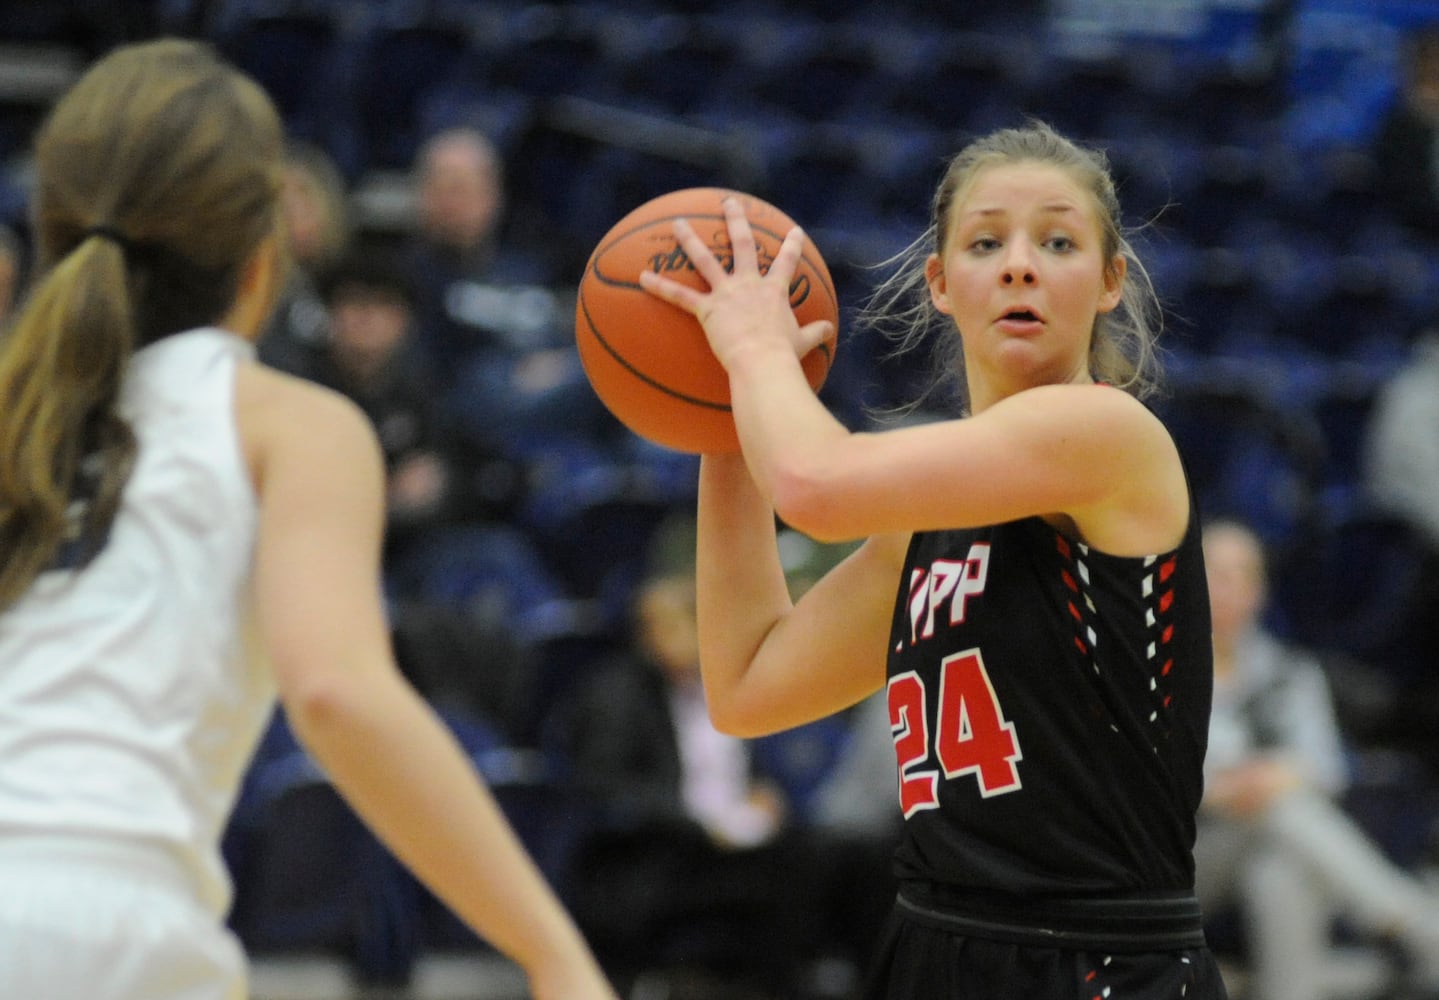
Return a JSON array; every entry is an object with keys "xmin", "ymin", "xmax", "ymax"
[{"xmin": 3, "ymin": 2, "xmax": 1439, "ymax": 998}]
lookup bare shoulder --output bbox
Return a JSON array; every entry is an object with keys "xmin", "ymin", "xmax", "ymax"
[
  {"xmin": 233, "ymin": 363, "xmax": 381, "ymax": 488},
  {"xmin": 1068, "ymin": 383, "xmax": 1181, "ymax": 471},
  {"xmin": 988, "ymin": 383, "xmax": 1179, "ymax": 474},
  {"xmin": 993, "ymin": 382, "xmax": 1168, "ymax": 436},
  {"xmin": 235, "ymin": 363, "xmax": 368, "ymax": 430},
  {"xmin": 1029, "ymin": 385, "xmax": 1188, "ymax": 555}
]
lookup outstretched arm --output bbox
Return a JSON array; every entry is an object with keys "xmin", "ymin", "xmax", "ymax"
[{"xmin": 238, "ymin": 368, "xmax": 615, "ymax": 1000}]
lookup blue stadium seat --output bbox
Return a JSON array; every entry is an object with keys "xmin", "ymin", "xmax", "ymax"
[
  {"xmin": 1270, "ymin": 143, "xmax": 1381, "ymax": 237},
  {"xmin": 1168, "ymin": 143, "xmax": 1274, "ymax": 246},
  {"xmin": 750, "ymin": 24, "xmax": 903, "ymax": 124},
  {"xmin": 1272, "ymin": 507, "xmax": 1436, "ymax": 686},
  {"xmin": 507, "ymin": 121, "xmax": 610, "ymax": 253},
  {"xmin": 344, "ymin": 17, "xmax": 480, "ymax": 171},
  {"xmin": 225, "ymin": 713, "xmax": 420, "ymax": 985},
  {"xmin": 1152, "ymin": 360, "xmax": 1327, "ymax": 553},
  {"xmin": 1134, "ymin": 229, "xmax": 1201, "ymax": 319},
  {"xmin": 1167, "ymin": 246, "xmax": 1278, "ymax": 356},
  {"xmin": 482, "ymin": 4, "xmax": 610, "ymax": 101},
  {"xmin": 213, "ymin": 9, "xmax": 346, "ymax": 133},
  {"xmin": 761, "ymin": 124, "xmax": 885, "ymax": 236},
  {"xmin": 885, "ymin": 31, "xmax": 1038, "ymax": 136},
  {"xmin": 415, "ymin": 84, "xmax": 537, "ymax": 161},
  {"xmin": 1298, "ymin": 358, "xmax": 1404, "ymax": 515},
  {"xmin": 845, "ymin": 124, "xmax": 948, "ymax": 225},
  {"xmin": 1275, "ymin": 253, "xmax": 1409, "ymax": 361},
  {"xmin": 387, "ymin": 521, "xmax": 574, "ymax": 641},
  {"xmin": 1104, "ymin": 131, "xmax": 1205, "ymax": 226},
  {"xmin": 1029, "ymin": 52, "xmax": 1160, "ymax": 141},
  {"xmin": 1340, "ymin": 218, "xmax": 1439, "ymax": 340},
  {"xmin": 226, "ymin": 704, "xmax": 586, "ymax": 976},
  {"xmin": 1173, "ymin": 57, "xmax": 1285, "ymax": 146},
  {"xmin": 604, "ymin": 13, "xmax": 746, "ymax": 116}
]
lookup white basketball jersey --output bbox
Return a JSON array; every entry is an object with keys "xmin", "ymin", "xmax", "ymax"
[{"xmin": 0, "ymin": 328, "xmax": 276, "ymax": 917}]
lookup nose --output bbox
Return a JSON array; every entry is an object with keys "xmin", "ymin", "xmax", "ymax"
[{"xmin": 1001, "ymin": 241, "xmax": 1038, "ymax": 285}]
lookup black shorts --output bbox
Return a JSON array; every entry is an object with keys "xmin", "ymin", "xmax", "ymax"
[{"xmin": 864, "ymin": 901, "xmax": 1231, "ymax": 1000}]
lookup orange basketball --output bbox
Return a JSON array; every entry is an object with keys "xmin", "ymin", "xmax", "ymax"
[{"xmin": 575, "ymin": 187, "xmax": 839, "ymax": 454}]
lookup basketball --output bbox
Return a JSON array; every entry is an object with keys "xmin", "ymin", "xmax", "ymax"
[{"xmin": 575, "ymin": 187, "xmax": 839, "ymax": 454}]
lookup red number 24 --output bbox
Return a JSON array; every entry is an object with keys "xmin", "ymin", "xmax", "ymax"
[{"xmin": 887, "ymin": 649, "xmax": 1023, "ymax": 817}]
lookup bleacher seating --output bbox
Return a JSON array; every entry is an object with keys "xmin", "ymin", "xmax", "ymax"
[{"xmin": 6, "ymin": 1, "xmax": 1439, "ymax": 991}]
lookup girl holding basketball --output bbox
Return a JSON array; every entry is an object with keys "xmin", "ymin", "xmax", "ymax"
[
  {"xmin": 0, "ymin": 40, "xmax": 615, "ymax": 1000},
  {"xmin": 640, "ymin": 121, "xmax": 1227, "ymax": 999}
]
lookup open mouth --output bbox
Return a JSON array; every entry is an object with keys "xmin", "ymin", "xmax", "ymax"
[{"xmin": 1001, "ymin": 308, "xmax": 1041, "ymax": 323}]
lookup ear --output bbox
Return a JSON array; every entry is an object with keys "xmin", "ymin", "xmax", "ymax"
[
  {"xmin": 1097, "ymin": 254, "xmax": 1126, "ymax": 314},
  {"xmin": 925, "ymin": 253, "xmax": 952, "ymax": 316}
]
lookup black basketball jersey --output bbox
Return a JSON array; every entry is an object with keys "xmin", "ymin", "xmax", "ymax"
[{"xmin": 885, "ymin": 505, "xmax": 1212, "ymax": 904}]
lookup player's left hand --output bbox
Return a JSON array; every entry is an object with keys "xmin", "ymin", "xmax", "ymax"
[{"xmin": 638, "ymin": 196, "xmax": 832, "ymax": 371}]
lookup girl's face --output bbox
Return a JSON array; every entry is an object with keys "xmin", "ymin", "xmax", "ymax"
[
  {"xmin": 926, "ymin": 162, "xmax": 1124, "ymax": 408},
  {"xmin": 637, "ymin": 576, "xmax": 700, "ymax": 682},
  {"xmin": 329, "ymin": 289, "xmax": 411, "ymax": 382}
]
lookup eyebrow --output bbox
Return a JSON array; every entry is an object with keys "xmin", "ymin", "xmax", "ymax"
[{"xmin": 963, "ymin": 202, "xmax": 1082, "ymax": 220}]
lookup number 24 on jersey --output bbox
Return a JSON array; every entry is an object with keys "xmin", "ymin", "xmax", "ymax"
[{"xmin": 888, "ymin": 649, "xmax": 1024, "ymax": 817}]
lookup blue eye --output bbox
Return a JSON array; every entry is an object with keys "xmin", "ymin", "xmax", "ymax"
[
  {"xmin": 1045, "ymin": 235, "xmax": 1076, "ymax": 252},
  {"xmin": 970, "ymin": 237, "xmax": 1000, "ymax": 253}
]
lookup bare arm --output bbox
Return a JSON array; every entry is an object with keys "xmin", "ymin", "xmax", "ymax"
[
  {"xmin": 237, "ymin": 367, "xmax": 614, "ymax": 1000},
  {"xmin": 733, "ymin": 381, "xmax": 1190, "ymax": 555},
  {"xmin": 697, "ymin": 453, "xmax": 901, "ymax": 736}
]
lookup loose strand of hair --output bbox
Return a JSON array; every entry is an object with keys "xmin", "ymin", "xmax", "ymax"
[{"xmin": 853, "ymin": 225, "xmax": 970, "ymax": 422}]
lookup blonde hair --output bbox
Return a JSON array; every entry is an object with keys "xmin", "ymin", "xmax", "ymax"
[
  {"xmin": 0, "ymin": 38, "xmax": 284, "ymax": 609},
  {"xmin": 861, "ymin": 121, "xmax": 1164, "ymax": 415}
]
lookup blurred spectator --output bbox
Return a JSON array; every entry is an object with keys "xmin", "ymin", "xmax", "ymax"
[
  {"xmin": 567, "ymin": 571, "xmax": 789, "ymax": 846},
  {"xmin": 789, "ymin": 530, "xmax": 902, "ymax": 989},
  {"xmin": 310, "ymin": 242, "xmax": 571, "ymax": 733},
  {"xmin": 1373, "ymin": 23, "xmax": 1439, "ymax": 236},
  {"xmin": 1360, "ymin": 328, "xmax": 1439, "ymax": 688},
  {"xmin": 399, "ymin": 126, "xmax": 605, "ymax": 447},
  {"xmin": 1194, "ymin": 519, "xmax": 1439, "ymax": 1000},
  {"xmin": 257, "ymin": 140, "xmax": 352, "ymax": 375},
  {"xmin": 1364, "ymin": 330, "xmax": 1439, "ymax": 550},
  {"xmin": 313, "ymin": 245, "xmax": 462, "ymax": 553},
  {"xmin": 310, "ymin": 243, "xmax": 542, "ymax": 587},
  {"xmin": 811, "ymin": 690, "xmax": 902, "ymax": 844},
  {"xmin": 0, "ymin": 224, "xmax": 23, "ymax": 328},
  {"xmin": 774, "ymin": 527, "xmax": 896, "ymax": 842},
  {"xmin": 546, "ymin": 520, "xmax": 892, "ymax": 998},
  {"xmin": 412, "ymin": 127, "xmax": 509, "ymax": 276},
  {"xmin": 804, "ymin": 689, "xmax": 901, "ymax": 991}
]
